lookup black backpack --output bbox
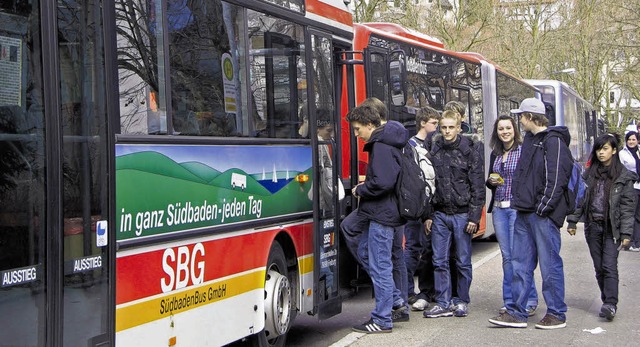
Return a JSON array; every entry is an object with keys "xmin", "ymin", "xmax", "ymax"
[{"xmin": 396, "ymin": 142, "xmax": 430, "ymax": 220}]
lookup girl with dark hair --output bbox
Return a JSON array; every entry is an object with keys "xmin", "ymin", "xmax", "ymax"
[
  {"xmin": 486, "ymin": 115, "xmax": 538, "ymax": 316},
  {"xmin": 567, "ymin": 133, "xmax": 638, "ymax": 321},
  {"xmin": 619, "ymin": 131, "xmax": 640, "ymax": 251}
]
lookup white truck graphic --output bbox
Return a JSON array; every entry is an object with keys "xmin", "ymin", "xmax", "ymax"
[{"xmin": 231, "ymin": 173, "xmax": 246, "ymax": 190}]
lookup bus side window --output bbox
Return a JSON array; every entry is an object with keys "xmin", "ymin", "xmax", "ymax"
[
  {"xmin": 247, "ymin": 13, "xmax": 307, "ymax": 139},
  {"xmin": 544, "ymin": 103, "xmax": 556, "ymax": 126}
]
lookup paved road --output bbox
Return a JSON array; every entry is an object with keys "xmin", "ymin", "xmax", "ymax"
[{"xmin": 286, "ymin": 225, "xmax": 640, "ymax": 346}]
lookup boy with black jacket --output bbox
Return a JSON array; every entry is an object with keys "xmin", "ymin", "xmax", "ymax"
[
  {"xmin": 423, "ymin": 110, "xmax": 485, "ymax": 319},
  {"xmin": 346, "ymin": 104, "xmax": 408, "ymax": 333}
]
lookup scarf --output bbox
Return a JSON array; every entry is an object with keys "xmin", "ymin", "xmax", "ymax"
[{"xmin": 590, "ymin": 164, "xmax": 616, "ymax": 225}]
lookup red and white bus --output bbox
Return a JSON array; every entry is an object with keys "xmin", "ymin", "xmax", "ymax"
[
  {"xmin": 2, "ymin": 1, "xmax": 585, "ymax": 345},
  {"xmin": 340, "ymin": 22, "xmax": 538, "ymax": 239},
  {"xmin": 0, "ymin": 0, "xmax": 353, "ymax": 346}
]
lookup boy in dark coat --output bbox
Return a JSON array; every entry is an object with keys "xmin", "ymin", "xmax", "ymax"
[
  {"xmin": 423, "ymin": 110, "xmax": 485, "ymax": 319},
  {"xmin": 346, "ymin": 104, "xmax": 408, "ymax": 333}
]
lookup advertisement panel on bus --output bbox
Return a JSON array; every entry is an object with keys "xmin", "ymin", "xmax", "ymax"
[{"xmin": 114, "ymin": 143, "xmax": 326, "ymax": 346}]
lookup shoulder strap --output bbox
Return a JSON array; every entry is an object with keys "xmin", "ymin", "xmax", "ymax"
[{"xmin": 409, "ymin": 136, "xmax": 424, "ymax": 148}]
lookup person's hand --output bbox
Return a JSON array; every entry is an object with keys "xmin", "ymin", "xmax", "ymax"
[
  {"xmin": 567, "ymin": 227, "xmax": 576, "ymax": 236},
  {"xmin": 465, "ymin": 222, "xmax": 478, "ymax": 234},
  {"xmin": 424, "ymin": 219, "xmax": 433, "ymax": 235},
  {"xmin": 352, "ymin": 183, "xmax": 362, "ymax": 198},
  {"xmin": 487, "ymin": 177, "xmax": 501, "ymax": 186},
  {"xmin": 621, "ymin": 239, "xmax": 631, "ymax": 249},
  {"xmin": 488, "ymin": 173, "xmax": 504, "ymax": 186}
]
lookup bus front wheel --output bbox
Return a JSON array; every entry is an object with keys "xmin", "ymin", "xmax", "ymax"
[{"xmin": 255, "ymin": 242, "xmax": 291, "ymax": 347}]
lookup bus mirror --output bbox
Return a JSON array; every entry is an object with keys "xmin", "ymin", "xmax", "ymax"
[{"xmin": 389, "ymin": 52, "xmax": 406, "ymax": 107}]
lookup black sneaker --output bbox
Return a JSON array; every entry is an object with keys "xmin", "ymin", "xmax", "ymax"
[
  {"xmin": 534, "ymin": 314, "xmax": 566, "ymax": 330},
  {"xmin": 408, "ymin": 294, "xmax": 418, "ymax": 305},
  {"xmin": 488, "ymin": 312, "xmax": 527, "ymax": 328},
  {"xmin": 392, "ymin": 307, "xmax": 410, "ymax": 322},
  {"xmin": 600, "ymin": 304, "xmax": 616, "ymax": 321},
  {"xmin": 352, "ymin": 318, "xmax": 392, "ymax": 334}
]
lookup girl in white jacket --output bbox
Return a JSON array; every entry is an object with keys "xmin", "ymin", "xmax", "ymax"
[{"xmin": 619, "ymin": 131, "xmax": 640, "ymax": 251}]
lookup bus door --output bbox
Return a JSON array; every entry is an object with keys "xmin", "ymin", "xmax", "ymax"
[
  {"xmin": 364, "ymin": 47, "xmax": 390, "ymax": 106},
  {"xmin": 0, "ymin": 1, "xmax": 113, "ymax": 346},
  {"xmin": 364, "ymin": 47, "xmax": 410, "ymax": 127},
  {"xmin": 308, "ymin": 31, "xmax": 342, "ymax": 319},
  {"xmin": 56, "ymin": 1, "xmax": 113, "ymax": 345}
]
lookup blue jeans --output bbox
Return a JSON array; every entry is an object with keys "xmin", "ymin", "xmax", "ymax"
[
  {"xmin": 341, "ymin": 209, "xmax": 407, "ymax": 307},
  {"xmin": 493, "ymin": 207, "xmax": 538, "ymax": 309},
  {"xmin": 431, "ymin": 211, "xmax": 472, "ymax": 308},
  {"xmin": 507, "ymin": 212, "xmax": 566, "ymax": 322},
  {"xmin": 368, "ymin": 221, "xmax": 395, "ymax": 328}
]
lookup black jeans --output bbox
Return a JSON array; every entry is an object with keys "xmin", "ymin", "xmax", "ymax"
[
  {"xmin": 585, "ymin": 221, "xmax": 620, "ymax": 305},
  {"xmin": 632, "ymin": 190, "xmax": 640, "ymax": 248}
]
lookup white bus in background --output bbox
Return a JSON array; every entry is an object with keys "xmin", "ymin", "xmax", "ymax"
[{"xmin": 526, "ymin": 79, "xmax": 602, "ymax": 163}]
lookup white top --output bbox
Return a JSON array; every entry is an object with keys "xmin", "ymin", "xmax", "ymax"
[{"xmin": 619, "ymin": 146, "xmax": 640, "ymax": 190}]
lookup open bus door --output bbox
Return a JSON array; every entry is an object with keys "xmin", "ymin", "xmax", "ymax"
[{"xmin": 308, "ymin": 32, "xmax": 344, "ymax": 319}]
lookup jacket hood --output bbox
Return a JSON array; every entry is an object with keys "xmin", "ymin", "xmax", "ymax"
[
  {"xmin": 540, "ymin": 126, "xmax": 571, "ymax": 146},
  {"xmin": 368, "ymin": 120, "xmax": 408, "ymax": 149}
]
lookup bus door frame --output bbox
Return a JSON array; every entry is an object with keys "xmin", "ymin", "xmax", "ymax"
[{"xmin": 307, "ymin": 28, "xmax": 343, "ymax": 320}]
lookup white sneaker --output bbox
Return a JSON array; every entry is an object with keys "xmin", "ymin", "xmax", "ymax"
[
  {"xmin": 629, "ymin": 246, "xmax": 640, "ymax": 252},
  {"xmin": 412, "ymin": 299, "xmax": 429, "ymax": 311}
]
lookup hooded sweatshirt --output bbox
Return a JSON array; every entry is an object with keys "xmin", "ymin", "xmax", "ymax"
[
  {"xmin": 355, "ymin": 120, "xmax": 408, "ymax": 227},
  {"xmin": 511, "ymin": 126, "xmax": 573, "ymax": 227}
]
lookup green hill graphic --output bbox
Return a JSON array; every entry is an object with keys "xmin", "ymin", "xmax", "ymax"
[
  {"xmin": 181, "ymin": 161, "xmax": 222, "ymax": 182},
  {"xmin": 115, "ymin": 168, "xmax": 313, "ymax": 240},
  {"xmin": 116, "ymin": 151, "xmax": 207, "ymax": 183}
]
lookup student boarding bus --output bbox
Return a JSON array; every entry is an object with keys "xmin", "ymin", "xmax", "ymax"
[
  {"xmin": 0, "ymin": 1, "xmax": 353, "ymax": 346},
  {"xmin": 525, "ymin": 79, "xmax": 603, "ymax": 164},
  {"xmin": 341, "ymin": 23, "xmax": 536, "ymax": 241}
]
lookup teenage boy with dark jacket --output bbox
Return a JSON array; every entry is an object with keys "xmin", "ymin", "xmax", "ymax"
[
  {"xmin": 423, "ymin": 110, "xmax": 485, "ymax": 319},
  {"xmin": 346, "ymin": 104, "xmax": 408, "ymax": 333}
]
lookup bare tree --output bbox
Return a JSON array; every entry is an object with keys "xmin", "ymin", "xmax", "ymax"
[
  {"xmin": 351, "ymin": 0, "xmax": 421, "ymax": 25},
  {"xmin": 416, "ymin": 0, "xmax": 496, "ymax": 52}
]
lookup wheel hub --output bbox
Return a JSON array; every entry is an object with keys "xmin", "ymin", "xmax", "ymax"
[{"xmin": 264, "ymin": 269, "xmax": 291, "ymax": 337}]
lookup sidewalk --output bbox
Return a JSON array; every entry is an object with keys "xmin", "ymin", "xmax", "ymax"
[{"xmin": 343, "ymin": 224, "xmax": 640, "ymax": 346}]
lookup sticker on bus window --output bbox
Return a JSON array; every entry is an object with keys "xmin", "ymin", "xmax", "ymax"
[{"xmin": 96, "ymin": 220, "xmax": 108, "ymax": 247}]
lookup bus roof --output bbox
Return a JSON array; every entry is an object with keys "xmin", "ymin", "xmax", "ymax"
[
  {"xmin": 525, "ymin": 79, "xmax": 583, "ymax": 98},
  {"xmin": 354, "ymin": 23, "xmax": 483, "ymax": 64},
  {"xmin": 460, "ymin": 52, "xmax": 533, "ymax": 87},
  {"xmin": 361, "ymin": 23, "xmax": 444, "ymax": 48},
  {"xmin": 306, "ymin": 0, "xmax": 353, "ymax": 33}
]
